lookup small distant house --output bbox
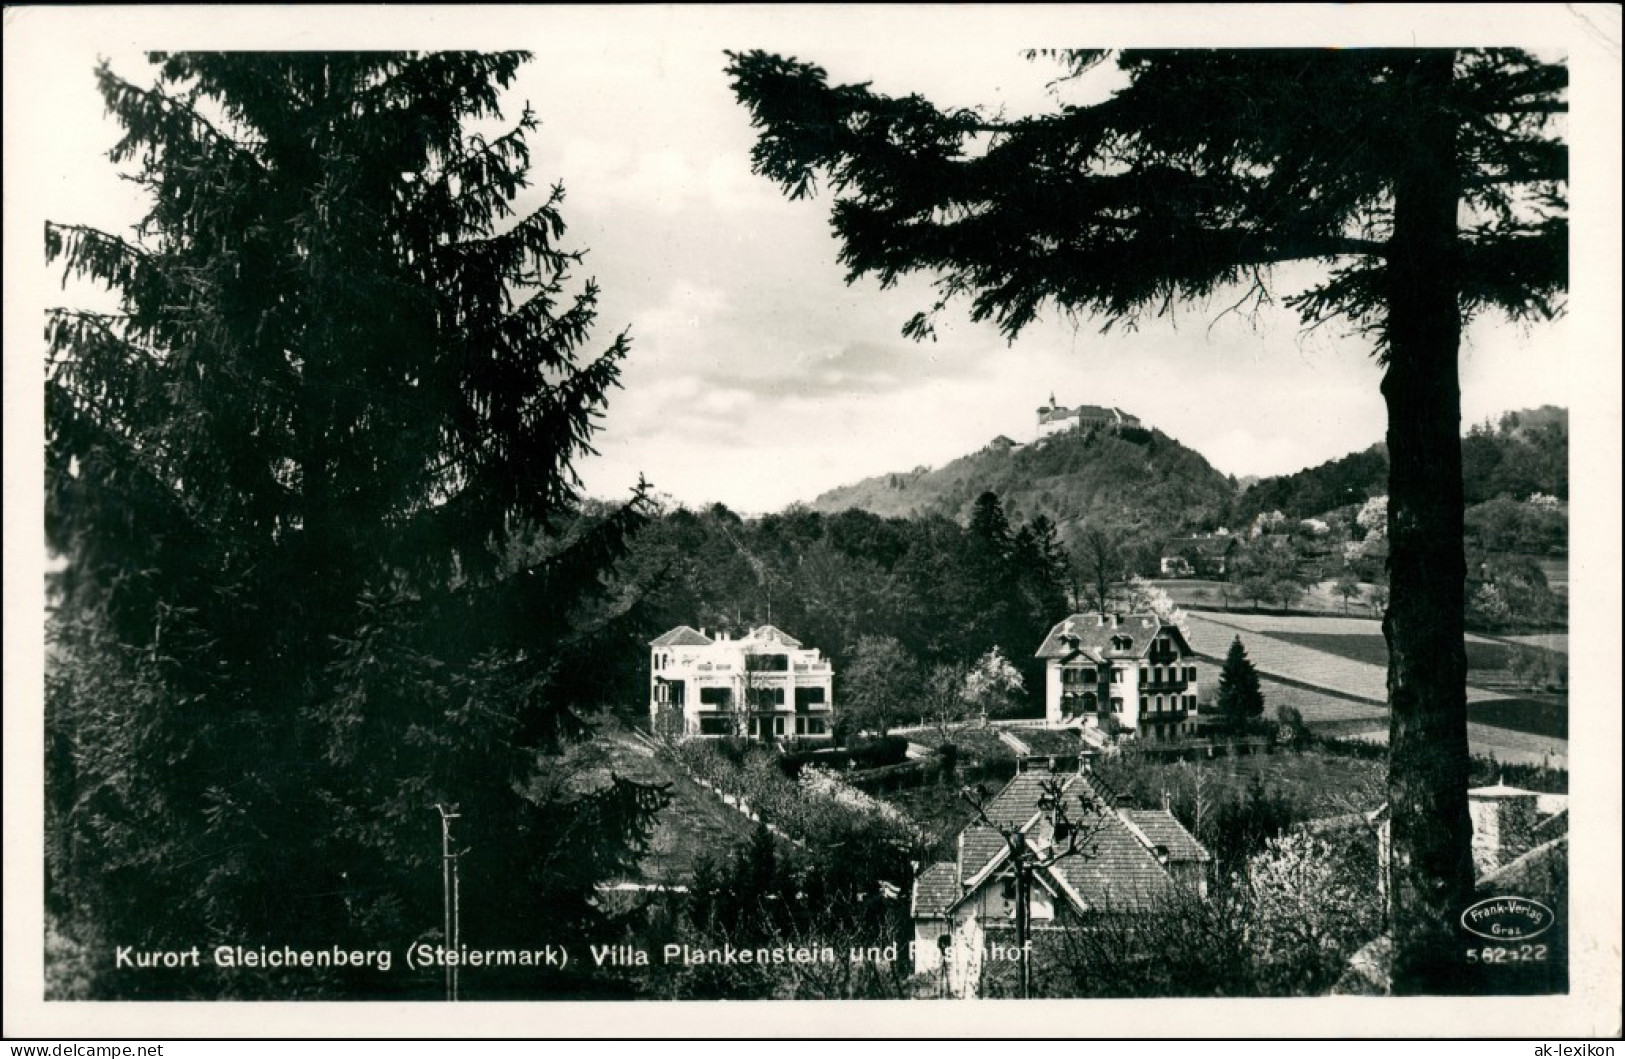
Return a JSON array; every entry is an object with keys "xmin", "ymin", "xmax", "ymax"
[
  {"xmin": 1034, "ymin": 613, "xmax": 1202, "ymax": 742},
  {"xmin": 1160, "ymin": 534, "xmax": 1239, "ymax": 578},
  {"xmin": 1036, "ymin": 393, "xmax": 1142, "ymax": 440},
  {"xmin": 649, "ymin": 624, "xmax": 834, "ymax": 741},
  {"xmin": 911, "ymin": 762, "xmax": 1210, "ymax": 997}
]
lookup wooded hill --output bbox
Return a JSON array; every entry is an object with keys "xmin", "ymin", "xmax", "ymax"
[
  {"xmin": 807, "ymin": 426, "xmax": 1235, "ymax": 549},
  {"xmin": 1234, "ymin": 406, "xmax": 1568, "ymax": 524},
  {"xmin": 806, "ymin": 407, "xmax": 1568, "ymax": 548}
]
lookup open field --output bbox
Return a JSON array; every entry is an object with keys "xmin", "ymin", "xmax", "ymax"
[
  {"xmin": 1501, "ymin": 632, "xmax": 1569, "ymax": 653},
  {"xmin": 1254, "ymin": 676, "xmax": 1387, "ymax": 726},
  {"xmin": 1183, "ymin": 612, "xmax": 1567, "ymax": 753},
  {"xmin": 1334, "ymin": 721, "xmax": 1568, "ymax": 770},
  {"xmin": 1266, "ymin": 630, "xmax": 1567, "ymax": 684},
  {"xmin": 1468, "ymin": 698, "xmax": 1567, "ymax": 739},
  {"xmin": 1153, "ymin": 578, "xmax": 1386, "ymax": 618}
]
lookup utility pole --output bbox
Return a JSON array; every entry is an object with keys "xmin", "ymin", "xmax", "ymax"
[{"xmin": 435, "ymin": 804, "xmax": 462, "ymax": 1002}]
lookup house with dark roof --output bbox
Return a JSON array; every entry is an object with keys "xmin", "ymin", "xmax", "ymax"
[
  {"xmin": 1035, "ymin": 613, "xmax": 1203, "ymax": 742},
  {"xmin": 1159, "ymin": 534, "xmax": 1240, "ymax": 578},
  {"xmin": 649, "ymin": 624, "xmax": 834, "ymax": 741},
  {"xmin": 1036, "ymin": 394, "xmax": 1142, "ymax": 440},
  {"xmin": 911, "ymin": 761, "xmax": 1210, "ymax": 997}
]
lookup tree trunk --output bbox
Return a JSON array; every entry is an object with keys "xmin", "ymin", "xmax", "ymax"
[{"xmin": 1382, "ymin": 50, "xmax": 1477, "ymax": 996}]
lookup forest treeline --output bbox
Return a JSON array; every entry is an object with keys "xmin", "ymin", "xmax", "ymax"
[{"xmin": 593, "ymin": 492, "xmax": 1070, "ymax": 715}]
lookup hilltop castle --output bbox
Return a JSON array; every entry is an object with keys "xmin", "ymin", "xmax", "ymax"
[{"xmin": 1036, "ymin": 394, "xmax": 1142, "ymax": 439}]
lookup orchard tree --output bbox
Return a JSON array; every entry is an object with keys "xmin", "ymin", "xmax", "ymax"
[
  {"xmin": 1073, "ymin": 526, "xmax": 1121, "ymax": 616},
  {"xmin": 45, "ymin": 53, "xmax": 665, "ymax": 998},
  {"xmin": 841, "ymin": 634, "xmax": 919, "ymax": 736},
  {"xmin": 1334, "ymin": 572, "xmax": 1365, "ymax": 614},
  {"xmin": 1123, "ymin": 575, "xmax": 1191, "ymax": 638},
  {"xmin": 964, "ymin": 646, "xmax": 1026, "ymax": 720},
  {"xmin": 919, "ymin": 661, "xmax": 975, "ymax": 746},
  {"xmin": 728, "ymin": 46, "xmax": 1566, "ymax": 992}
]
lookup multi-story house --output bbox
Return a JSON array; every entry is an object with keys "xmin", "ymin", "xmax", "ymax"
[
  {"xmin": 911, "ymin": 761, "xmax": 1210, "ymax": 997},
  {"xmin": 1034, "ymin": 613, "xmax": 1201, "ymax": 742},
  {"xmin": 1035, "ymin": 393, "xmax": 1142, "ymax": 440},
  {"xmin": 649, "ymin": 624, "xmax": 834, "ymax": 741}
]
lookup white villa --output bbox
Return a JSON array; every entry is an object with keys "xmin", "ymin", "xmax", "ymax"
[
  {"xmin": 649, "ymin": 624, "xmax": 835, "ymax": 741},
  {"xmin": 1034, "ymin": 613, "xmax": 1202, "ymax": 742}
]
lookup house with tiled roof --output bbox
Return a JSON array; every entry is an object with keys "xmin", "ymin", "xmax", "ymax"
[
  {"xmin": 911, "ymin": 761, "xmax": 1210, "ymax": 997},
  {"xmin": 649, "ymin": 624, "xmax": 834, "ymax": 741},
  {"xmin": 1035, "ymin": 613, "xmax": 1203, "ymax": 742},
  {"xmin": 1036, "ymin": 394, "xmax": 1142, "ymax": 440}
]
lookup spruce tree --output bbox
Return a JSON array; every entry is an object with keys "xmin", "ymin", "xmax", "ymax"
[
  {"xmin": 45, "ymin": 52, "xmax": 664, "ymax": 999},
  {"xmin": 1215, "ymin": 637, "xmax": 1266, "ymax": 736},
  {"xmin": 727, "ymin": 48, "xmax": 1565, "ymax": 993}
]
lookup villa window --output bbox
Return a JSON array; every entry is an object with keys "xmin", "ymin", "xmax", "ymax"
[{"xmin": 747, "ymin": 653, "xmax": 789, "ymax": 673}]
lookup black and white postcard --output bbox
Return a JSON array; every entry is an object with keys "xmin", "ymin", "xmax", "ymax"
[{"xmin": 5, "ymin": 3, "xmax": 1619, "ymax": 1040}]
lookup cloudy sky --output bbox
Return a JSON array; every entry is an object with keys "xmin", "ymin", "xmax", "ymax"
[{"xmin": 9, "ymin": 6, "xmax": 1612, "ymax": 516}]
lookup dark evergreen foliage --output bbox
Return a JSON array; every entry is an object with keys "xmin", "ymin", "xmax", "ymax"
[
  {"xmin": 727, "ymin": 47, "xmax": 1566, "ymax": 993},
  {"xmin": 1215, "ymin": 636, "xmax": 1266, "ymax": 734},
  {"xmin": 613, "ymin": 495, "xmax": 1069, "ymax": 712},
  {"xmin": 45, "ymin": 52, "xmax": 665, "ymax": 999},
  {"xmin": 1209, "ymin": 776, "xmax": 1299, "ymax": 874}
]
